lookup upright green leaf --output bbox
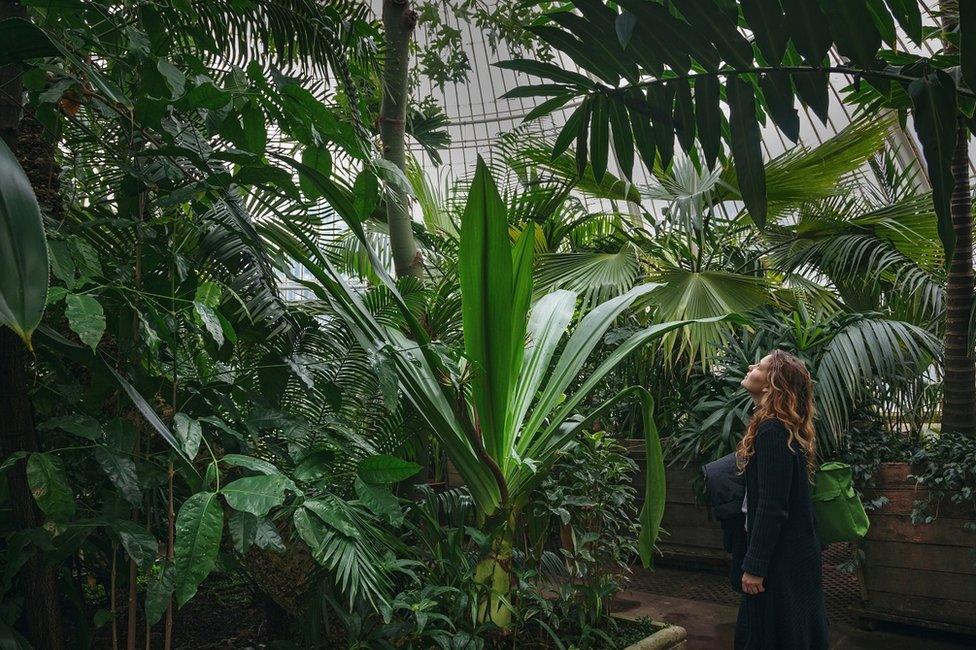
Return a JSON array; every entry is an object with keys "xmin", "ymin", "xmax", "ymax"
[
  {"xmin": 0, "ymin": 137, "xmax": 48, "ymax": 346},
  {"xmin": 459, "ymin": 158, "xmax": 516, "ymax": 459},
  {"xmin": 222, "ymin": 474, "xmax": 290, "ymax": 517},
  {"xmin": 727, "ymin": 75, "xmax": 767, "ymax": 229},
  {"xmin": 173, "ymin": 413, "xmax": 202, "ymax": 460},
  {"xmin": 908, "ymin": 71, "xmax": 958, "ymax": 264},
  {"xmin": 174, "ymin": 491, "xmax": 222, "ymax": 607},
  {"xmin": 26, "ymin": 452, "xmax": 74, "ymax": 521},
  {"xmin": 65, "ymin": 293, "xmax": 105, "ymax": 351},
  {"xmin": 145, "ymin": 563, "xmax": 174, "ymax": 626},
  {"xmin": 636, "ymin": 390, "xmax": 665, "ymax": 568}
]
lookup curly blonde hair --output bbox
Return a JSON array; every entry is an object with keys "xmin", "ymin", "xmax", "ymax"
[{"xmin": 735, "ymin": 350, "xmax": 816, "ymax": 479}]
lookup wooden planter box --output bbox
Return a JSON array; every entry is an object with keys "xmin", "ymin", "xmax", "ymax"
[
  {"xmin": 624, "ymin": 440, "xmax": 728, "ymax": 569},
  {"xmin": 856, "ymin": 462, "xmax": 976, "ymax": 634}
]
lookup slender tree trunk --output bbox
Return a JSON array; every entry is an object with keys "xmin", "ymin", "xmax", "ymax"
[
  {"xmin": 942, "ymin": 120, "xmax": 976, "ymax": 435},
  {"xmin": 0, "ymin": 1, "xmax": 66, "ymax": 647},
  {"xmin": 379, "ymin": 0, "xmax": 424, "ymax": 279}
]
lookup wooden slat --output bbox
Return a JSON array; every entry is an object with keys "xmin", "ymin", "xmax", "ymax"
[
  {"xmin": 862, "ymin": 565, "xmax": 976, "ymax": 602},
  {"xmin": 861, "ymin": 590, "xmax": 976, "ymax": 630},
  {"xmin": 866, "ymin": 513, "xmax": 976, "ymax": 546},
  {"xmin": 863, "ymin": 539, "xmax": 976, "ymax": 575},
  {"xmin": 861, "ymin": 489, "xmax": 975, "ymax": 520}
]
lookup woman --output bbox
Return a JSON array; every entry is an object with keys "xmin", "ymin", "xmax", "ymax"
[{"xmin": 732, "ymin": 350, "xmax": 829, "ymax": 649}]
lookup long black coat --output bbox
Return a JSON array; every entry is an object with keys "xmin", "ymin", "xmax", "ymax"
[{"xmin": 728, "ymin": 419, "xmax": 829, "ymax": 649}]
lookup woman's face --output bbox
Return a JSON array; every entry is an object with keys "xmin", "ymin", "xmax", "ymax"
[{"xmin": 741, "ymin": 353, "xmax": 775, "ymax": 398}]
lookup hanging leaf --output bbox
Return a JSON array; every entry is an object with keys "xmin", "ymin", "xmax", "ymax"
[
  {"xmin": 254, "ymin": 517, "xmax": 285, "ymax": 553},
  {"xmin": 552, "ymin": 101, "xmax": 588, "ymax": 161},
  {"xmin": 648, "ymin": 83, "xmax": 676, "ymax": 170},
  {"xmin": 37, "ymin": 414, "xmax": 99, "ymax": 440},
  {"xmin": 303, "ymin": 498, "xmax": 360, "ymax": 538},
  {"xmin": 961, "ymin": 0, "xmax": 976, "ymax": 92},
  {"xmin": 95, "ymin": 446, "xmax": 143, "ymax": 506},
  {"xmin": 628, "ymin": 92, "xmax": 657, "ymax": 172},
  {"xmin": 173, "ymin": 413, "xmax": 202, "ymax": 460},
  {"xmin": 575, "ymin": 98, "xmax": 592, "ymax": 178},
  {"xmin": 111, "ymin": 520, "xmax": 157, "ymax": 567},
  {"xmin": 0, "ymin": 137, "xmax": 48, "ymax": 347},
  {"xmin": 174, "ymin": 491, "xmax": 222, "ymax": 607},
  {"xmin": 908, "ymin": 71, "xmax": 958, "ymax": 264},
  {"xmin": 818, "ymin": 0, "xmax": 881, "ymax": 69},
  {"xmin": 299, "ymin": 145, "xmax": 332, "ymax": 200},
  {"xmin": 759, "ymin": 71, "xmax": 800, "ymax": 142},
  {"xmin": 590, "ymin": 94, "xmax": 610, "ymax": 184},
  {"xmin": 229, "ymin": 510, "xmax": 258, "ymax": 554},
  {"xmin": 156, "ymin": 58, "xmax": 185, "ymax": 98},
  {"xmin": 357, "ymin": 454, "xmax": 421, "ymax": 485},
  {"xmin": 354, "ymin": 478, "xmax": 403, "ymax": 526},
  {"xmin": 727, "ymin": 75, "xmax": 767, "ymax": 229},
  {"xmin": 65, "ymin": 293, "xmax": 105, "ymax": 351},
  {"xmin": 145, "ymin": 563, "xmax": 175, "ymax": 626},
  {"xmin": 352, "ymin": 169, "xmax": 379, "ymax": 219},
  {"xmin": 608, "ymin": 97, "xmax": 635, "ymax": 181},
  {"xmin": 242, "ymin": 100, "xmax": 266, "ymax": 155},
  {"xmin": 740, "ymin": 0, "xmax": 788, "ymax": 66},
  {"xmin": 676, "ymin": 0, "xmax": 754, "ymax": 69},
  {"xmin": 672, "ymin": 78, "xmax": 696, "ymax": 154},
  {"xmin": 193, "ymin": 302, "xmax": 224, "ymax": 346},
  {"xmin": 695, "ymin": 75, "xmax": 722, "ymax": 170},
  {"xmin": 105, "ymin": 363, "xmax": 190, "ymax": 465},
  {"xmin": 221, "ymin": 474, "xmax": 290, "ymax": 517},
  {"xmin": 26, "ymin": 452, "xmax": 74, "ymax": 521},
  {"xmin": 221, "ymin": 453, "xmax": 281, "ymax": 476},
  {"xmin": 780, "ymin": 0, "xmax": 831, "ymax": 65}
]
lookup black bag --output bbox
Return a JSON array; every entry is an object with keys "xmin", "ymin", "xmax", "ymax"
[{"xmin": 701, "ymin": 452, "xmax": 746, "ymax": 521}]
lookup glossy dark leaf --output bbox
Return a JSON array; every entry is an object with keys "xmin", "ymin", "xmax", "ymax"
[
  {"xmin": 551, "ymin": 8, "xmax": 637, "ymax": 83},
  {"xmin": 552, "ymin": 101, "xmax": 587, "ymax": 160},
  {"xmin": 786, "ymin": 47, "xmax": 831, "ymax": 124},
  {"xmin": 0, "ymin": 137, "xmax": 48, "ymax": 347},
  {"xmin": 759, "ymin": 71, "xmax": 800, "ymax": 143},
  {"xmin": 528, "ymin": 24, "xmax": 619, "ymax": 85},
  {"xmin": 229, "ymin": 510, "xmax": 258, "ymax": 554},
  {"xmin": 145, "ymin": 564, "xmax": 174, "ymax": 626},
  {"xmin": 174, "ymin": 491, "xmax": 222, "ymax": 607},
  {"xmin": 866, "ymin": 0, "xmax": 897, "ymax": 48},
  {"xmin": 95, "ymin": 446, "xmax": 142, "ymax": 506},
  {"xmin": 222, "ymin": 474, "xmax": 291, "ymax": 517},
  {"xmin": 357, "ymin": 454, "xmax": 421, "ymax": 484},
  {"xmin": 740, "ymin": 0, "xmax": 788, "ymax": 66},
  {"xmin": 575, "ymin": 98, "xmax": 592, "ymax": 178},
  {"xmin": 907, "ymin": 71, "xmax": 958, "ymax": 263},
  {"xmin": 695, "ymin": 75, "xmax": 722, "ymax": 170},
  {"xmin": 26, "ymin": 452, "xmax": 74, "ymax": 521},
  {"xmin": 727, "ymin": 75, "xmax": 767, "ymax": 229},
  {"xmin": 111, "ymin": 520, "xmax": 157, "ymax": 567},
  {"xmin": 0, "ymin": 17, "xmax": 59, "ymax": 64},
  {"xmin": 615, "ymin": 0, "xmax": 695, "ymax": 72},
  {"xmin": 781, "ymin": 0, "xmax": 831, "ymax": 65}
]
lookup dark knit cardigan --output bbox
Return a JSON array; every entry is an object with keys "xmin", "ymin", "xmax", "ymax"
[{"xmin": 730, "ymin": 419, "xmax": 829, "ymax": 650}]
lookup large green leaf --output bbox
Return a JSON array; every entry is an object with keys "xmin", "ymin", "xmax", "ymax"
[
  {"xmin": 145, "ymin": 563, "xmax": 174, "ymax": 626},
  {"xmin": 26, "ymin": 452, "xmax": 74, "ymax": 521},
  {"xmin": 0, "ymin": 137, "xmax": 48, "ymax": 346},
  {"xmin": 173, "ymin": 413, "xmax": 202, "ymax": 460},
  {"xmin": 0, "ymin": 17, "xmax": 59, "ymax": 64},
  {"xmin": 590, "ymin": 94, "xmax": 610, "ymax": 184},
  {"xmin": 111, "ymin": 520, "xmax": 157, "ymax": 568},
  {"xmin": 65, "ymin": 293, "xmax": 105, "ymax": 351},
  {"xmin": 228, "ymin": 510, "xmax": 258, "ymax": 554},
  {"xmin": 740, "ymin": 0, "xmax": 788, "ymax": 66},
  {"xmin": 817, "ymin": 0, "xmax": 881, "ymax": 69},
  {"xmin": 174, "ymin": 491, "xmax": 222, "ymax": 607},
  {"xmin": 221, "ymin": 474, "xmax": 290, "ymax": 517},
  {"xmin": 676, "ymin": 0, "xmax": 753, "ymax": 69},
  {"xmin": 726, "ymin": 75, "xmax": 767, "ymax": 229},
  {"xmin": 357, "ymin": 454, "xmax": 421, "ymax": 485},
  {"xmin": 459, "ymin": 157, "xmax": 517, "ymax": 460},
  {"xmin": 759, "ymin": 71, "xmax": 800, "ymax": 143},
  {"xmin": 907, "ymin": 71, "xmax": 958, "ymax": 264},
  {"xmin": 95, "ymin": 446, "xmax": 142, "ymax": 506},
  {"xmin": 780, "ymin": 0, "xmax": 831, "ymax": 65},
  {"xmin": 637, "ymin": 390, "xmax": 666, "ymax": 568},
  {"xmin": 695, "ymin": 75, "xmax": 722, "ymax": 170}
]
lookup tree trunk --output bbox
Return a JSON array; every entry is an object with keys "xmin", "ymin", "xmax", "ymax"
[
  {"xmin": 379, "ymin": 0, "xmax": 424, "ymax": 279},
  {"xmin": 941, "ymin": 120, "xmax": 976, "ymax": 436},
  {"xmin": 1, "ymin": 3, "xmax": 67, "ymax": 646}
]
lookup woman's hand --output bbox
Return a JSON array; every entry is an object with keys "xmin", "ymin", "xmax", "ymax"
[{"xmin": 742, "ymin": 572, "xmax": 765, "ymax": 595}]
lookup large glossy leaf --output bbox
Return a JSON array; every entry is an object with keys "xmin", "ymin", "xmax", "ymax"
[
  {"xmin": 357, "ymin": 454, "xmax": 421, "ymax": 485},
  {"xmin": 26, "ymin": 452, "xmax": 74, "ymax": 521},
  {"xmin": 174, "ymin": 491, "xmax": 222, "ymax": 607},
  {"xmin": 760, "ymin": 71, "xmax": 800, "ymax": 143},
  {"xmin": 221, "ymin": 474, "xmax": 290, "ymax": 517},
  {"xmin": 95, "ymin": 446, "xmax": 142, "ymax": 506},
  {"xmin": 0, "ymin": 17, "xmax": 59, "ymax": 64},
  {"xmin": 105, "ymin": 363, "xmax": 191, "ymax": 465},
  {"xmin": 780, "ymin": 0, "xmax": 831, "ymax": 65},
  {"xmin": 111, "ymin": 520, "xmax": 157, "ymax": 568},
  {"xmin": 676, "ymin": 0, "xmax": 754, "ymax": 69},
  {"xmin": 459, "ymin": 157, "xmax": 516, "ymax": 459},
  {"xmin": 907, "ymin": 71, "xmax": 958, "ymax": 264},
  {"xmin": 0, "ymin": 137, "xmax": 48, "ymax": 347},
  {"xmin": 695, "ymin": 75, "xmax": 722, "ymax": 170},
  {"xmin": 726, "ymin": 75, "xmax": 767, "ymax": 229},
  {"xmin": 173, "ymin": 413, "xmax": 202, "ymax": 460},
  {"xmin": 818, "ymin": 0, "xmax": 881, "ymax": 69},
  {"xmin": 228, "ymin": 510, "xmax": 258, "ymax": 554},
  {"xmin": 65, "ymin": 293, "xmax": 105, "ymax": 351},
  {"xmin": 145, "ymin": 563, "xmax": 174, "ymax": 626}
]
